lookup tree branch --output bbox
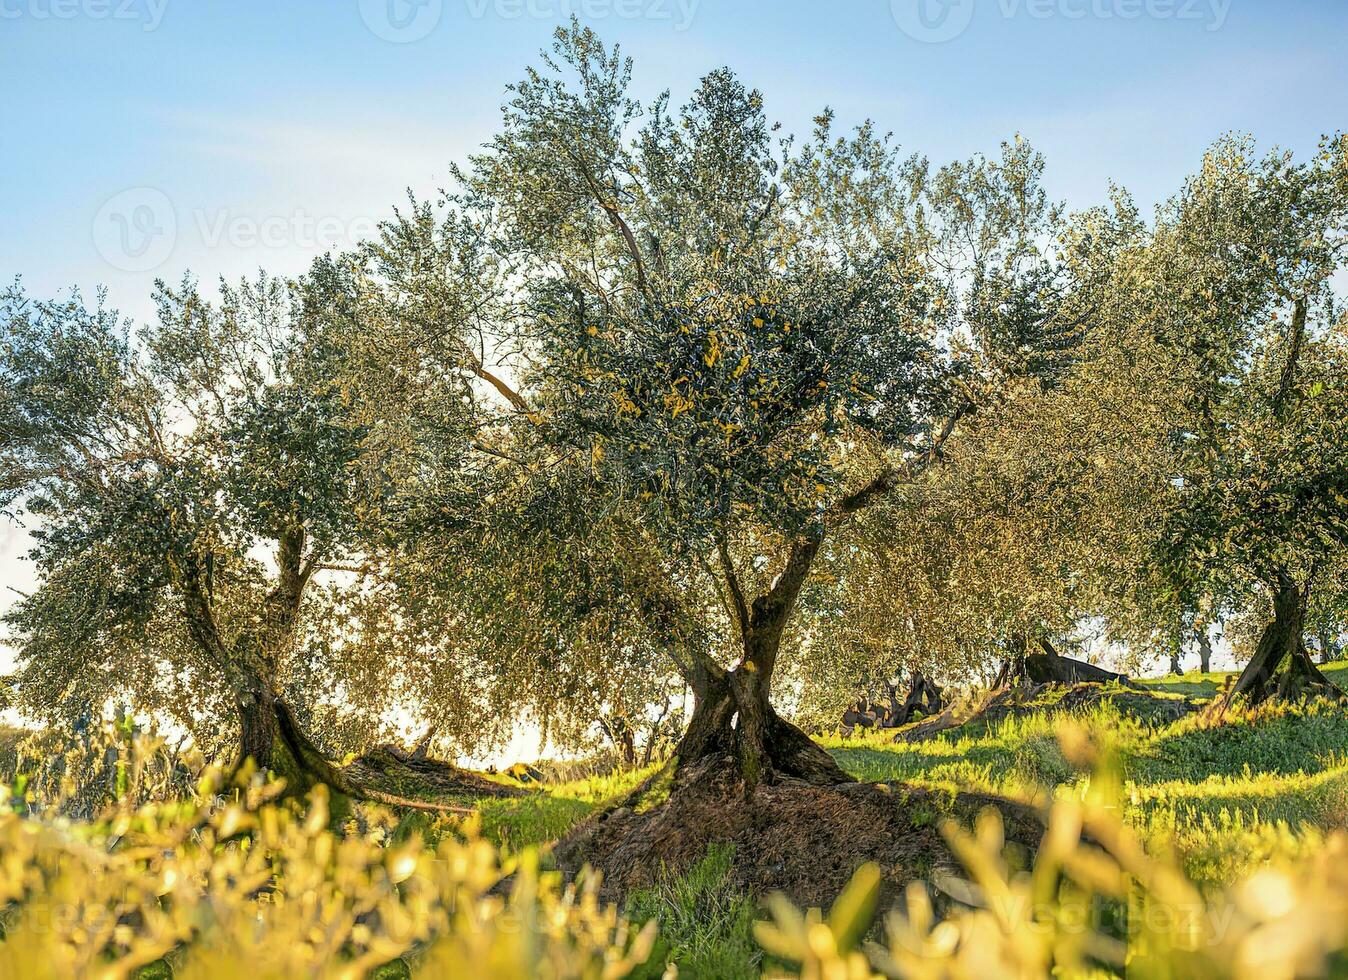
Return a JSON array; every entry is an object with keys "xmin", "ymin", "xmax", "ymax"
[
  {"xmin": 833, "ymin": 406, "xmax": 968, "ymax": 518},
  {"xmin": 461, "ymin": 348, "xmax": 534, "ymax": 416},
  {"xmin": 1272, "ymin": 296, "xmax": 1308, "ymax": 419},
  {"xmin": 716, "ymin": 532, "xmax": 750, "ymax": 640},
  {"xmin": 563, "ymin": 143, "xmax": 650, "ymax": 300}
]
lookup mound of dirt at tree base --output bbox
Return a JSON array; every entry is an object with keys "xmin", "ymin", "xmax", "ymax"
[
  {"xmin": 895, "ymin": 681, "xmax": 1200, "ymax": 743},
  {"xmin": 552, "ymin": 755, "xmax": 1042, "ymax": 917}
]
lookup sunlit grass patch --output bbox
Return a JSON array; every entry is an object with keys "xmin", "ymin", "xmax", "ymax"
[
  {"xmin": 821, "ymin": 692, "xmax": 1348, "ymax": 896},
  {"xmin": 1136, "ymin": 670, "xmax": 1231, "ymax": 699},
  {"xmin": 823, "ymin": 702, "xmax": 1151, "ymax": 799},
  {"xmin": 1136, "ymin": 659, "xmax": 1348, "ymax": 702},
  {"xmin": 476, "ymin": 763, "xmax": 659, "ymax": 853},
  {"xmin": 1134, "ymin": 699, "xmax": 1348, "ymax": 783},
  {"xmin": 1135, "ymin": 802, "xmax": 1339, "ymax": 887},
  {"xmin": 1129, "ymin": 763, "xmax": 1348, "ymax": 832}
]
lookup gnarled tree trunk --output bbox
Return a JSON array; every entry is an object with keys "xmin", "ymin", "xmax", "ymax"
[
  {"xmin": 675, "ymin": 649, "xmax": 849, "ymax": 788},
  {"xmin": 234, "ymin": 677, "xmax": 344, "ymax": 794},
  {"xmin": 889, "ymin": 671, "xmax": 944, "ymax": 727},
  {"xmin": 674, "ymin": 536, "xmax": 851, "ymax": 788},
  {"xmin": 1197, "ymin": 628, "xmax": 1213, "ymax": 673},
  {"xmin": 1316, "ymin": 630, "xmax": 1340, "ymax": 666},
  {"xmin": 599, "ymin": 715, "xmax": 638, "ymax": 768},
  {"xmin": 180, "ymin": 528, "xmax": 490, "ymax": 812},
  {"xmin": 1210, "ymin": 572, "xmax": 1343, "ymax": 715}
]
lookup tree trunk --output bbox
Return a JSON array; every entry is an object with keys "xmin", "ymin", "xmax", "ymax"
[
  {"xmin": 671, "ymin": 533, "xmax": 852, "ymax": 787},
  {"xmin": 177, "ymin": 530, "xmax": 489, "ymax": 814},
  {"xmin": 235, "ymin": 680, "xmax": 513, "ymax": 811},
  {"xmin": 675, "ymin": 665, "xmax": 851, "ymax": 787},
  {"xmin": 234, "ymin": 677, "xmax": 345, "ymax": 796},
  {"xmin": 674, "ymin": 544, "xmax": 851, "ymax": 789},
  {"xmin": 1210, "ymin": 572, "xmax": 1343, "ymax": 714},
  {"xmin": 600, "ymin": 716, "xmax": 638, "ymax": 768},
  {"xmin": 887, "ymin": 671, "xmax": 944, "ymax": 727},
  {"xmin": 1168, "ymin": 635, "xmax": 1184, "ymax": 675}
]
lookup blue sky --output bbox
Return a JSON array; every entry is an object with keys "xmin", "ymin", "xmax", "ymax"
[
  {"xmin": 2, "ymin": 0, "xmax": 1345, "ymax": 323},
  {"xmin": 1, "ymin": 0, "xmax": 1346, "ymax": 687}
]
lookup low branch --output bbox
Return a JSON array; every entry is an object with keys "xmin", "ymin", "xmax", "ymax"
[
  {"xmin": 470, "ymin": 441, "xmax": 534, "ymax": 469},
  {"xmin": 462, "ymin": 350, "xmax": 533, "ymax": 416},
  {"xmin": 834, "ymin": 406, "xmax": 968, "ymax": 518},
  {"xmin": 315, "ymin": 563, "xmax": 374, "ymax": 577}
]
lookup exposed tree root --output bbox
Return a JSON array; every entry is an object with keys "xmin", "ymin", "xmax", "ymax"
[
  {"xmin": 841, "ymin": 672, "xmax": 945, "ymax": 732},
  {"xmin": 993, "ymin": 638, "xmax": 1136, "ymax": 689},
  {"xmin": 344, "ymin": 743, "xmax": 525, "ymax": 801},
  {"xmin": 241, "ymin": 697, "xmax": 520, "ymax": 814},
  {"xmin": 887, "ymin": 638, "xmax": 1155, "ymax": 743},
  {"xmin": 552, "ymin": 750, "xmax": 1042, "ymax": 916}
]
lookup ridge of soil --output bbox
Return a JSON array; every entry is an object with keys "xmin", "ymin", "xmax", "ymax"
[
  {"xmin": 343, "ymin": 745, "xmax": 525, "ymax": 801},
  {"xmin": 894, "ymin": 680, "xmax": 1200, "ymax": 743}
]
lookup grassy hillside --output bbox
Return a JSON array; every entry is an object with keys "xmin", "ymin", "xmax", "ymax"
[
  {"xmin": 825, "ymin": 693, "xmax": 1348, "ymax": 888},
  {"xmin": 4, "ymin": 671, "xmax": 1346, "ymax": 977},
  {"xmin": 484, "ymin": 664, "xmax": 1348, "ymax": 875},
  {"xmin": 460, "ymin": 666, "xmax": 1348, "ymax": 976}
]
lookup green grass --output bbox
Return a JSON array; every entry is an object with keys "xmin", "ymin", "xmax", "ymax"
[
  {"xmin": 626, "ymin": 844, "xmax": 761, "ymax": 980},
  {"xmin": 1134, "ymin": 658, "xmax": 1348, "ymax": 699},
  {"xmin": 1135, "ymin": 671, "xmax": 1229, "ymax": 698},
  {"xmin": 476, "ymin": 763, "xmax": 657, "ymax": 854},
  {"xmin": 474, "ymin": 665, "xmax": 1348, "ymax": 905},
  {"xmin": 819, "ymin": 685, "xmax": 1348, "ymax": 887}
]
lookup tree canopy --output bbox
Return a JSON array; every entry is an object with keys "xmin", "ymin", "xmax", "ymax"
[{"xmin": 3, "ymin": 25, "xmax": 1347, "ymax": 795}]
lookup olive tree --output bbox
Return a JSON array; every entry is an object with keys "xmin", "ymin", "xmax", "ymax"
[
  {"xmin": 1128, "ymin": 136, "xmax": 1348, "ymax": 707},
  {"xmin": 0, "ymin": 268, "xmax": 499, "ymax": 794},
  {"xmin": 386, "ymin": 24, "xmax": 1093, "ymax": 788}
]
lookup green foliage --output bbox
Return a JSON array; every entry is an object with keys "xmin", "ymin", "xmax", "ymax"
[
  {"xmin": 3, "ymin": 27, "xmax": 1348, "ymax": 977},
  {"xmin": 0, "ymin": 769, "xmax": 657, "ymax": 979},
  {"xmin": 4, "ymin": 695, "xmax": 1348, "ymax": 976}
]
